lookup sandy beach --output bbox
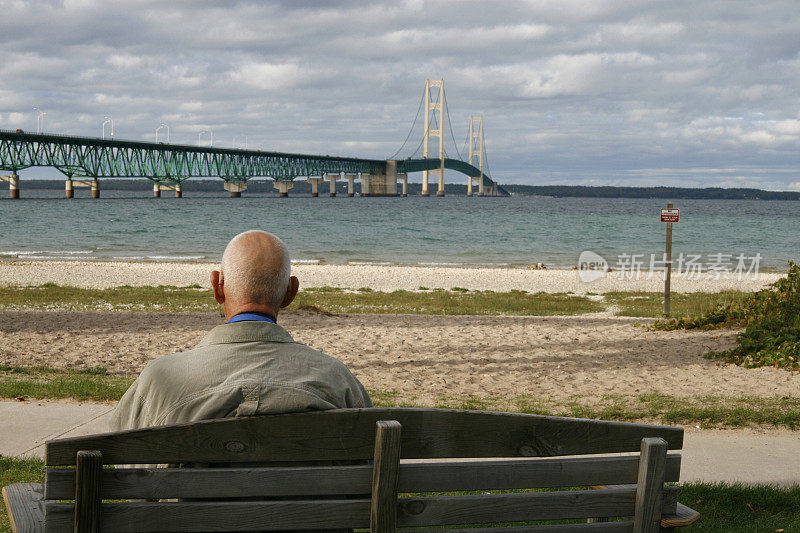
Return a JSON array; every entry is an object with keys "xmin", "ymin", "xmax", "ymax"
[
  {"xmin": 2, "ymin": 309, "xmax": 799, "ymax": 406},
  {"xmin": 0, "ymin": 260, "xmax": 784, "ymax": 294},
  {"xmin": 1, "ymin": 260, "xmax": 796, "ymax": 407}
]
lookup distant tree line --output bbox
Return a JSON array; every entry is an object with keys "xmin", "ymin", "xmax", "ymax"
[{"xmin": 502, "ymin": 184, "xmax": 800, "ymax": 200}]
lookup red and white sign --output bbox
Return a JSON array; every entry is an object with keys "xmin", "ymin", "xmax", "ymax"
[{"xmin": 661, "ymin": 208, "xmax": 679, "ymax": 223}]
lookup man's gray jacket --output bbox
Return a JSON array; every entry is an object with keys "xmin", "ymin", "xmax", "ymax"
[{"xmin": 109, "ymin": 320, "xmax": 372, "ymax": 431}]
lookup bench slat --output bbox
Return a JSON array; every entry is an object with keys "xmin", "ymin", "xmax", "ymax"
[
  {"xmin": 397, "ymin": 488, "xmax": 676, "ymax": 527},
  {"xmin": 42, "ymin": 488, "xmax": 676, "ymax": 532},
  {"xmin": 45, "ymin": 500, "xmax": 373, "ymax": 532},
  {"xmin": 45, "ymin": 408, "xmax": 683, "ymax": 465},
  {"xmin": 2, "ymin": 483, "xmax": 45, "ymax": 533},
  {"xmin": 43, "ymin": 455, "xmax": 682, "ymax": 500}
]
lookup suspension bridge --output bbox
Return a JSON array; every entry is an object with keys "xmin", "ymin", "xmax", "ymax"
[{"xmin": 0, "ymin": 79, "xmax": 508, "ymax": 198}]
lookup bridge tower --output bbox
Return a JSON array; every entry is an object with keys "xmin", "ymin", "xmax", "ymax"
[
  {"xmin": 467, "ymin": 116, "xmax": 484, "ymax": 197},
  {"xmin": 422, "ymin": 79, "xmax": 445, "ymax": 197}
]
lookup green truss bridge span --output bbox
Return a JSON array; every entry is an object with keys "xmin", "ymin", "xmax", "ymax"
[{"xmin": 0, "ymin": 130, "xmax": 506, "ymax": 198}]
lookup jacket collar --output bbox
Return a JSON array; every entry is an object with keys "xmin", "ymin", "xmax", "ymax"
[{"xmin": 196, "ymin": 321, "xmax": 295, "ymax": 347}]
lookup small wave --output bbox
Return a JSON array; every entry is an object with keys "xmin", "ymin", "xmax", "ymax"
[
  {"xmin": 16, "ymin": 255, "xmax": 92, "ymax": 261},
  {"xmin": 291, "ymin": 259, "xmax": 321, "ymax": 265},
  {"xmin": 0, "ymin": 250, "xmax": 93, "ymax": 257},
  {"xmin": 348, "ymin": 261, "xmax": 392, "ymax": 266},
  {"xmin": 146, "ymin": 255, "xmax": 206, "ymax": 261},
  {"xmin": 52, "ymin": 250, "xmax": 94, "ymax": 255},
  {"xmin": 418, "ymin": 262, "xmax": 466, "ymax": 267},
  {"xmin": 0, "ymin": 251, "xmax": 45, "ymax": 256}
]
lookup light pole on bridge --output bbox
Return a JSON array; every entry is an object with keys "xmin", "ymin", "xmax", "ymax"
[
  {"xmin": 156, "ymin": 123, "xmax": 170, "ymax": 143},
  {"xmin": 233, "ymin": 136, "xmax": 247, "ymax": 150},
  {"xmin": 102, "ymin": 117, "xmax": 114, "ymax": 140},
  {"xmin": 199, "ymin": 130, "xmax": 213, "ymax": 147},
  {"xmin": 33, "ymin": 107, "xmax": 46, "ymax": 133}
]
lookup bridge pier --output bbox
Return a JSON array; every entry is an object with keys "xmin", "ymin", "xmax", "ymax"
[
  {"xmin": 361, "ymin": 163, "xmax": 398, "ymax": 197},
  {"xmin": 154, "ymin": 182, "xmax": 182, "ymax": 198},
  {"xmin": 224, "ymin": 181, "xmax": 247, "ymax": 197},
  {"xmin": 468, "ymin": 175, "xmax": 481, "ymax": 197},
  {"xmin": 436, "ymin": 170, "xmax": 445, "ymax": 197},
  {"xmin": 308, "ymin": 177, "xmax": 323, "ymax": 197},
  {"xmin": 1, "ymin": 174, "xmax": 20, "ymax": 198},
  {"xmin": 360, "ymin": 173, "xmax": 371, "ymax": 196},
  {"xmin": 64, "ymin": 179, "xmax": 99, "ymax": 198},
  {"xmin": 274, "ymin": 181, "xmax": 293, "ymax": 197},
  {"xmin": 421, "ymin": 173, "xmax": 429, "ymax": 197},
  {"xmin": 345, "ymin": 174, "xmax": 356, "ymax": 196},
  {"xmin": 399, "ymin": 173, "xmax": 408, "ymax": 197},
  {"xmin": 325, "ymin": 174, "xmax": 339, "ymax": 197}
]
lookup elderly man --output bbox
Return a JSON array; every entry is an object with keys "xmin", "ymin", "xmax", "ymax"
[{"xmin": 110, "ymin": 230, "xmax": 372, "ymax": 431}]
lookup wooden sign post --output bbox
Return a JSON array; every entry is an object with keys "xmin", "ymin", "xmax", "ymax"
[{"xmin": 660, "ymin": 203, "xmax": 679, "ymax": 315}]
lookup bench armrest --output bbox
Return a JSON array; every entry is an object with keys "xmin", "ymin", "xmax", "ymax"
[
  {"xmin": 661, "ymin": 502, "xmax": 700, "ymax": 528},
  {"xmin": 2, "ymin": 483, "xmax": 45, "ymax": 533}
]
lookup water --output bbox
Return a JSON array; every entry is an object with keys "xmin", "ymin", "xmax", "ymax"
[{"xmin": 0, "ymin": 190, "xmax": 798, "ymax": 271}]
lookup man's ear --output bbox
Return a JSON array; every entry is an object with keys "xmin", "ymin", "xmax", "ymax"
[
  {"xmin": 211, "ymin": 270, "xmax": 226, "ymax": 304},
  {"xmin": 280, "ymin": 276, "xmax": 300, "ymax": 308}
]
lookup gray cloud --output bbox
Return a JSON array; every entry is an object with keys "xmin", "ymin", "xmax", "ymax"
[{"xmin": 1, "ymin": 0, "xmax": 799, "ymax": 188}]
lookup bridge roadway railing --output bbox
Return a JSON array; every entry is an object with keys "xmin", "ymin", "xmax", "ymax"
[
  {"xmin": 397, "ymin": 157, "xmax": 506, "ymax": 193},
  {"xmin": 0, "ymin": 130, "xmax": 506, "ymax": 194},
  {"xmin": 0, "ymin": 130, "xmax": 385, "ymax": 182}
]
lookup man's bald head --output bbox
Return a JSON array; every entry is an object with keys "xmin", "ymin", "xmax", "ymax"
[{"xmin": 219, "ymin": 230, "xmax": 291, "ymax": 307}]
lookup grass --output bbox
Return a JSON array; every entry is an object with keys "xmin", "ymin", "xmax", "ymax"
[
  {"xmin": 0, "ymin": 284, "xmax": 604, "ymax": 316},
  {"xmin": 679, "ymin": 481, "xmax": 800, "ymax": 532},
  {"xmin": 0, "ymin": 366, "xmax": 134, "ymax": 402},
  {"xmin": 605, "ymin": 290, "xmax": 752, "ymax": 318},
  {"xmin": 7, "ymin": 369, "xmax": 794, "ymax": 429},
  {"xmin": 0, "ymin": 283, "xmax": 761, "ymax": 318},
  {"xmin": 0, "ymin": 455, "xmax": 797, "ymax": 532}
]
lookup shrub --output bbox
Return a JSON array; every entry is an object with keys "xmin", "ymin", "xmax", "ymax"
[{"xmin": 652, "ymin": 261, "xmax": 800, "ymax": 370}]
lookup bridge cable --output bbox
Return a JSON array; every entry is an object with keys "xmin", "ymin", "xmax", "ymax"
[
  {"xmin": 460, "ymin": 128, "xmax": 470, "ymax": 165},
  {"xmin": 482, "ymin": 127, "xmax": 493, "ymax": 180},
  {"xmin": 442, "ymin": 87, "xmax": 464, "ymax": 161},
  {"xmin": 388, "ymin": 86, "xmax": 427, "ymax": 160}
]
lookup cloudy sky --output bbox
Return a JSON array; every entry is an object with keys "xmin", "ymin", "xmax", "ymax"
[{"xmin": 1, "ymin": 0, "xmax": 799, "ymax": 188}]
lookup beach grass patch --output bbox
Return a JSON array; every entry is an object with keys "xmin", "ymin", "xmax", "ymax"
[
  {"xmin": 0, "ymin": 284, "xmax": 217, "ymax": 312},
  {"xmin": 605, "ymin": 290, "xmax": 752, "ymax": 318},
  {"xmin": 293, "ymin": 288, "xmax": 604, "ymax": 316},
  {"xmin": 0, "ymin": 284, "xmax": 603, "ymax": 316}
]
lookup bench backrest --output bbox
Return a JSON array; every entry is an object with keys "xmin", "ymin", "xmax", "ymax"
[{"xmin": 43, "ymin": 408, "xmax": 684, "ymax": 532}]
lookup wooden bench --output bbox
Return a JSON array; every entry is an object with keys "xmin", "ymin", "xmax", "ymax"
[{"xmin": 3, "ymin": 407, "xmax": 699, "ymax": 532}]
